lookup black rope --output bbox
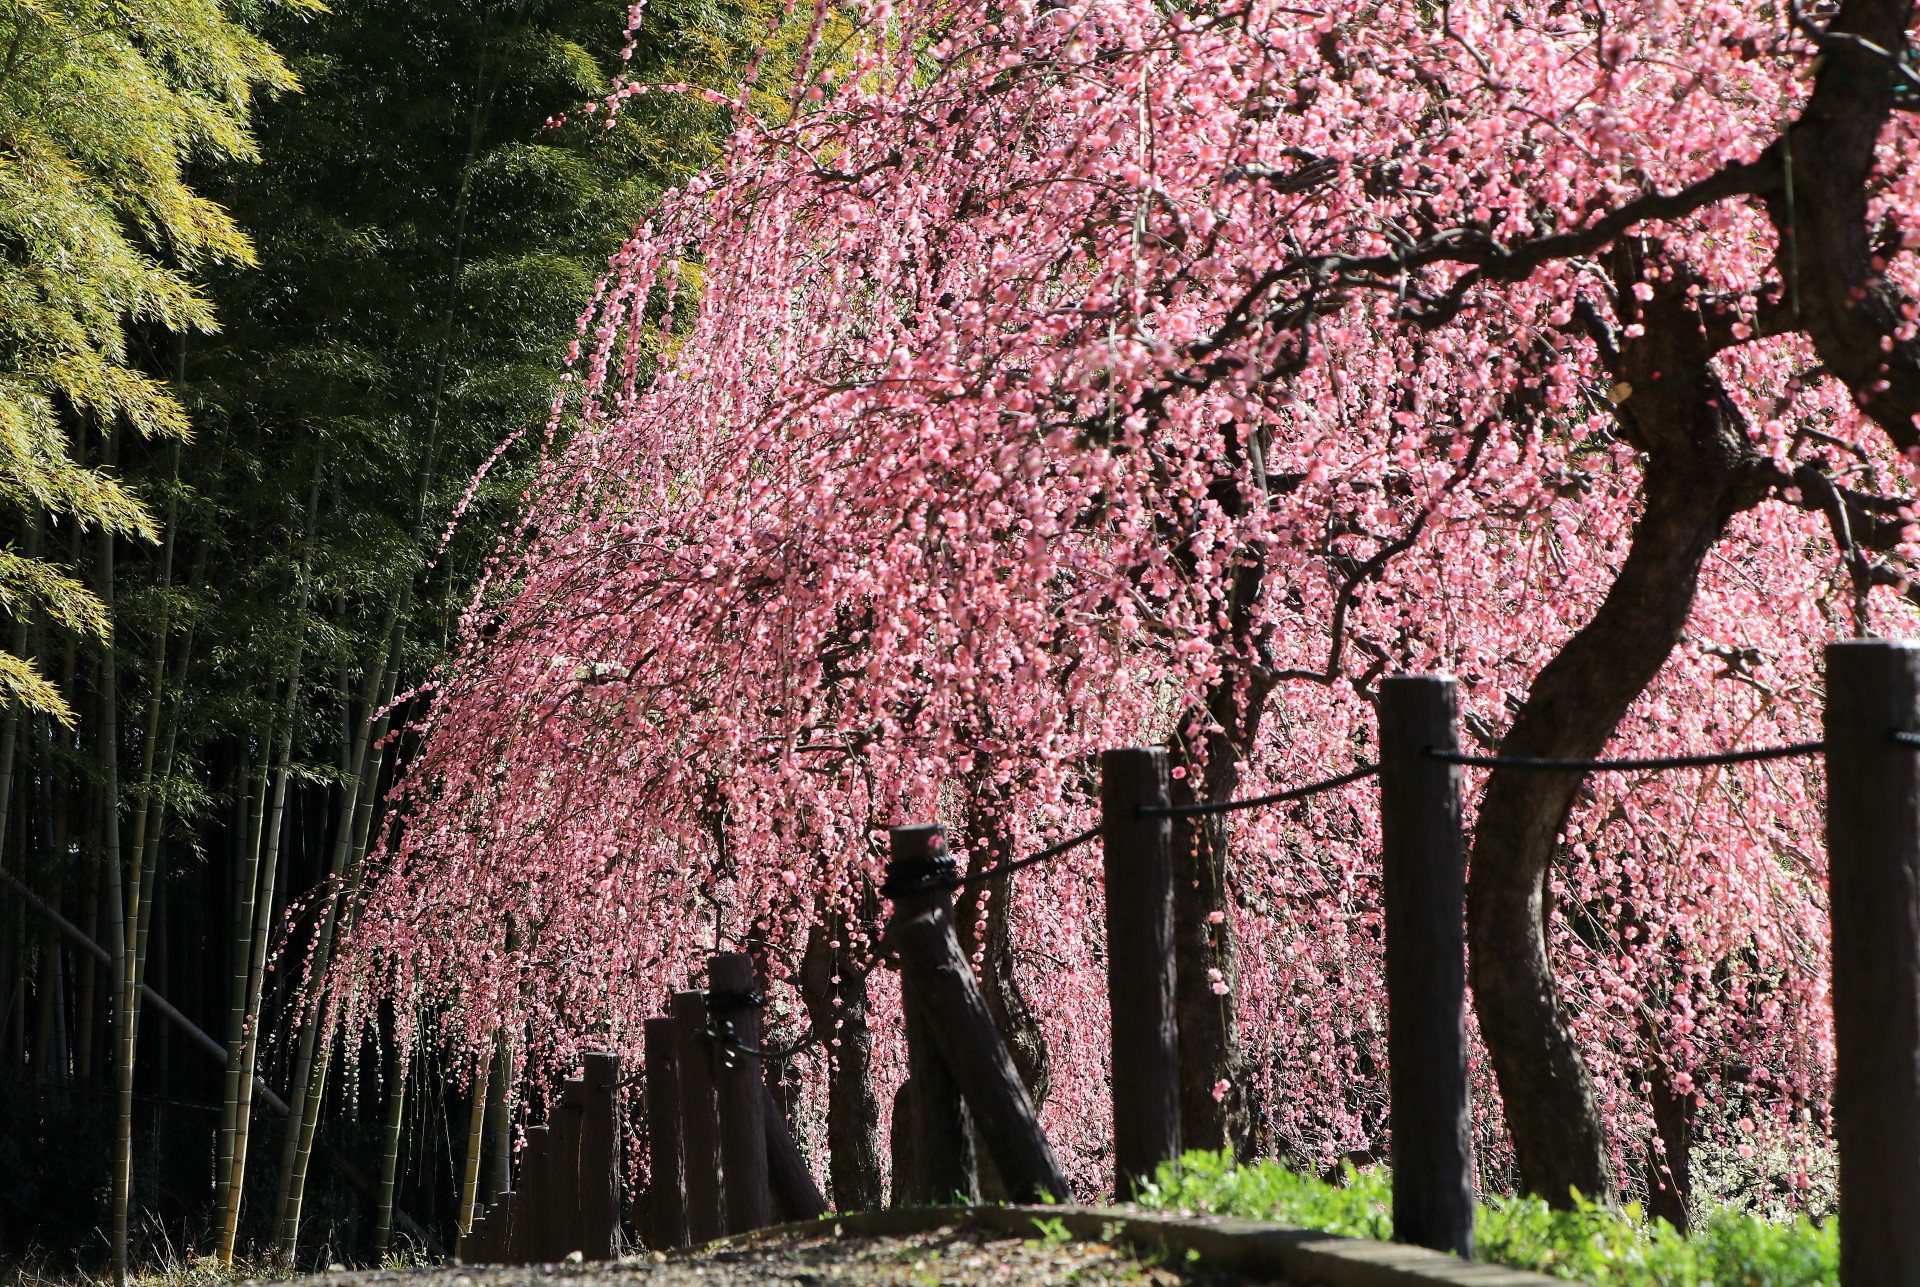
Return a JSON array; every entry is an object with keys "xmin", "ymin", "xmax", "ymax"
[
  {"xmin": 1430, "ymin": 741, "xmax": 1825, "ymax": 771},
  {"xmin": 954, "ymin": 825, "xmax": 1102, "ymax": 889},
  {"xmin": 1139, "ymin": 763, "xmax": 1381, "ymax": 818},
  {"xmin": 708, "ymin": 1020, "xmax": 819, "ymax": 1063}
]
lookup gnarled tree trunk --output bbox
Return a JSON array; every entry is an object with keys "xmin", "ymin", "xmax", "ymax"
[
  {"xmin": 799, "ymin": 910, "xmax": 883, "ymax": 1210},
  {"xmin": 1467, "ymin": 253, "xmax": 1772, "ymax": 1206}
]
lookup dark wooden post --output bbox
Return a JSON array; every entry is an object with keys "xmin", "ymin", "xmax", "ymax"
[
  {"xmin": 886, "ymin": 823, "xmax": 1068, "ymax": 1203},
  {"xmin": 759, "ymin": 1078, "xmax": 829, "ymax": 1219},
  {"xmin": 490, "ymin": 1192, "xmax": 517, "ymax": 1265},
  {"xmin": 887, "ymin": 1078, "xmax": 931, "ymax": 1206},
  {"xmin": 581, "ymin": 1053, "xmax": 622, "ymax": 1258},
  {"xmin": 672, "ymin": 988, "xmax": 727, "ymax": 1242},
  {"xmin": 709, "ymin": 952, "xmax": 773, "ymax": 1234},
  {"xmin": 644, "ymin": 1017, "xmax": 689, "ymax": 1250},
  {"xmin": 1826, "ymin": 639, "xmax": 1920, "ymax": 1287},
  {"xmin": 464, "ymin": 1206, "xmax": 490, "ymax": 1263},
  {"xmin": 520, "ymin": 1125, "xmax": 554, "ymax": 1262},
  {"xmin": 551, "ymin": 1079, "xmax": 587, "ymax": 1257},
  {"xmin": 1379, "ymin": 675, "xmax": 1474, "ymax": 1258},
  {"xmin": 1101, "ymin": 747, "xmax": 1181, "ymax": 1200},
  {"xmin": 672, "ymin": 991, "xmax": 721, "ymax": 1252}
]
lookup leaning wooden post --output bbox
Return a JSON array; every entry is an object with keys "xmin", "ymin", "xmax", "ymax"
[
  {"xmin": 1379, "ymin": 674, "xmax": 1474, "ymax": 1258},
  {"xmin": 671, "ymin": 989, "xmax": 727, "ymax": 1242},
  {"xmin": 759, "ymin": 1078, "xmax": 829, "ymax": 1219},
  {"xmin": 1101, "ymin": 747, "xmax": 1181, "ymax": 1200},
  {"xmin": 709, "ymin": 952, "xmax": 774, "ymax": 1233},
  {"xmin": 886, "ymin": 824, "xmax": 1069, "ymax": 1203},
  {"xmin": 644, "ymin": 1018, "xmax": 689, "ymax": 1249},
  {"xmin": 1826, "ymin": 639, "xmax": 1920, "ymax": 1287},
  {"xmin": 550, "ymin": 1078, "xmax": 587, "ymax": 1257},
  {"xmin": 580, "ymin": 1053, "xmax": 622, "ymax": 1259}
]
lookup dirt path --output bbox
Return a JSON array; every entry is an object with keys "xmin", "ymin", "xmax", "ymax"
[{"xmin": 276, "ymin": 1220, "xmax": 1275, "ymax": 1287}]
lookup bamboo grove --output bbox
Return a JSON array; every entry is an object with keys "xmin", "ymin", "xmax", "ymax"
[{"xmin": 0, "ymin": 0, "xmax": 757, "ymax": 1271}]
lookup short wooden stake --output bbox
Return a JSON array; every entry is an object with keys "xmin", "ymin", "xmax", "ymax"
[
  {"xmin": 464, "ymin": 1206, "xmax": 490, "ymax": 1264},
  {"xmin": 1380, "ymin": 675, "xmax": 1474, "ymax": 1258},
  {"xmin": 551, "ymin": 1079, "xmax": 587, "ymax": 1257},
  {"xmin": 1101, "ymin": 747, "xmax": 1181, "ymax": 1200},
  {"xmin": 489, "ymin": 1192, "xmax": 517, "ymax": 1265},
  {"xmin": 886, "ymin": 824, "xmax": 1068, "ymax": 1203},
  {"xmin": 709, "ymin": 952, "xmax": 774, "ymax": 1234},
  {"xmin": 580, "ymin": 1053, "xmax": 622, "ymax": 1259},
  {"xmin": 644, "ymin": 1017, "xmax": 689, "ymax": 1249},
  {"xmin": 672, "ymin": 988, "xmax": 727, "ymax": 1242},
  {"xmin": 521, "ymin": 1125, "xmax": 555, "ymax": 1263},
  {"xmin": 1826, "ymin": 639, "xmax": 1920, "ymax": 1287}
]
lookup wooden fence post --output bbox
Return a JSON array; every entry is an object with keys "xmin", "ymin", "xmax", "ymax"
[
  {"xmin": 489, "ymin": 1192, "xmax": 517, "ymax": 1265},
  {"xmin": 1379, "ymin": 674, "xmax": 1474, "ymax": 1258},
  {"xmin": 463, "ymin": 1205, "xmax": 488, "ymax": 1263},
  {"xmin": 581, "ymin": 1052, "xmax": 622, "ymax": 1259},
  {"xmin": 520, "ymin": 1124, "xmax": 554, "ymax": 1262},
  {"xmin": 1101, "ymin": 747, "xmax": 1181, "ymax": 1200},
  {"xmin": 710, "ymin": 952, "xmax": 773, "ymax": 1234},
  {"xmin": 551, "ymin": 1079, "xmax": 586, "ymax": 1257},
  {"xmin": 644, "ymin": 1017, "xmax": 689, "ymax": 1250},
  {"xmin": 672, "ymin": 989, "xmax": 727, "ymax": 1243},
  {"xmin": 886, "ymin": 823, "xmax": 1068, "ymax": 1203},
  {"xmin": 1825, "ymin": 639, "xmax": 1920, "ymax": 1287}
]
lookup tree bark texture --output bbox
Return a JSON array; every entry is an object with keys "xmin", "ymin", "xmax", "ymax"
[
  {"xmin": 1467, "ymin": 259, "xmax": 1773, "ymax": 1207},
  {"xmin": 800, "ymin": 913, "xmax": 883, "ymax": 1211}
]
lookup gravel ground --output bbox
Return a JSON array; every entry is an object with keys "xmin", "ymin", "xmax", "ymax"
[{"xmin": 269, "ymin": 1220, "xmax": 1280, "ymax": 1287}]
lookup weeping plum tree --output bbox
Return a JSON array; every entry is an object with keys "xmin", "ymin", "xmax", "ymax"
[{"xmin": 331, "ymin": 0, "xmax": 1920, "ymax": 1209}]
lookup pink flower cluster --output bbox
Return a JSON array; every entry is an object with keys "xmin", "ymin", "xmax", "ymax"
[{"xmin": 326, "ymin": 0, "xmax": 1920, "ymax": 1200}]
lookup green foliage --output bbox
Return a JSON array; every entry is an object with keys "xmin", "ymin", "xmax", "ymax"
[
  {"xmin": 1136, "ymin": 1150, "xmax": 1837, "ymax": 1287},
  {"xmin": 0, "ymin": 0, "xmax": 304, "ymax": 717}
]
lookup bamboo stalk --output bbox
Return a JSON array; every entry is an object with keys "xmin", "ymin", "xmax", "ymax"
[
  {"xmin": 213, "ymin": 745, "xmax": 271, "ymax": 1252},
  {"xmin": 217, "ymin": 529, "xmax": 316, "ymax": 1264},
  {"xmin": 273, "ymin": 630, "xmax": 403, "ymax": 1262},
  {"xmin": 96, "ymin": 496, "xmax": 133, "ymax": 1287},
  {"xmin": 372, "ymin": 1042, "xmax": 408, "ymax": 1261},
  {"xmin": 485, "ymin": 1033, "xmax": 512, "ymax": 1201},
  {"xmin": 457, "ymin": 1059, "xmax": 491, "ymax": 1254}
]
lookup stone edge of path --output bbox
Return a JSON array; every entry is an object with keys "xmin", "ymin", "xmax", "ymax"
[{"xmin": 713, "ymin": 1205, "xmax": 1571, "ymax": 1287}]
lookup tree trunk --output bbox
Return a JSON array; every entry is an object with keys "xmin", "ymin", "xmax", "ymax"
[
  {"xmin": 1467, "ymin": 261, "xmax": 1769, "ymax": 1207},
  {"xmin": 1159, "ymin": 422, "xmax": 1273, "ymax": 1158},
  {"xmin": 957, "ymin": 795, "xmax": 1051, "ymax": 1105},
  {"xmin": 799, "ymin": 913, "xmax": 882, "ymax": 1210}
]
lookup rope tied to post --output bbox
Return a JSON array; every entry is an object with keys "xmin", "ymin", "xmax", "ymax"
[
  {"xmin": 878, "ymin": 845, "xmax": 959, "ymax": 897},
  {"xmin": 1138, "ymin": 762, "xmax": 1381, "ymax": 818},
  {"xmin": 1429, "ymin": 741, "xmax": 1825, "ymax": 771},
  {"xmin": 705, "ymin": 986, "xmax": 766, "ymax": 1014}
]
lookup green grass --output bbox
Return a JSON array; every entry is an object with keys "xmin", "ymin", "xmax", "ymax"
[{"xmin": 1134, "ymin": 1151, "xmax": 1836, "ymax": 1286}]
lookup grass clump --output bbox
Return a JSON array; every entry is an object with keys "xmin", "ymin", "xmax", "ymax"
[{"xmin": 1134, "ymin": 1150, "xmax": 1836, "ymax": 1286}]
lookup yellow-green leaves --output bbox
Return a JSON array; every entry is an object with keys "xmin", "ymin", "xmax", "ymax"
[{"xmin": 0, "ymin": 0, "xmax": 298, "ymax": 714}]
